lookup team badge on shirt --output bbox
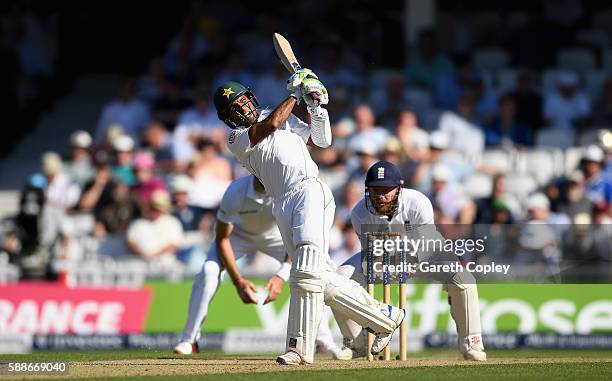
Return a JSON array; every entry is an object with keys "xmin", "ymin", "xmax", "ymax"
[{"xmin": 229, "ymin": 130, "xmax": 237, "ymax": 144}]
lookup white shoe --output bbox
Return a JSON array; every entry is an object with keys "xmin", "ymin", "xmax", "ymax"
[
  {"xmin": 174, "ymin": 341, "xmax": 199, "ymax": 355},
  {"xmin": 460, "ymin": 335, "xmax": 487, "ymax": 361},
  {"xmin": 463, "ymin": 348, "xmax": 487, "ymax": 361},
  {"xmin": 371, "ymin": 306, "xmax": 406, "ymax": 355},
  {"xmin": 276, "ymin": 350, "xmax": 304, "ymax": 365},
  {"xmin": 330, "ymin": 346, "xmax": 354, "ymax": 360}
]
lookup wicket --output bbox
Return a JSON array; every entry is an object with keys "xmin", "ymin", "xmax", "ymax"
[{"xmin": 366, "ymin": 232, "xmax": 408, "ymax": 361}]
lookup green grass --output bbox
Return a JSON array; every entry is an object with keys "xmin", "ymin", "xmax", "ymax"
[{"xmin": 1, "ymin": 349, "xmax": 611, "ymax": 381}]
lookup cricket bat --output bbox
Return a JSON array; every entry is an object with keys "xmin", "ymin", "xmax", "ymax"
[{"xmin": 272, "ymin": 32, "xmax": 320, "ymax": 103}]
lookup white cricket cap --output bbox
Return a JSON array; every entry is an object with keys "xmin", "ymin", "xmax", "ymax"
[
  {"xmin": 525, "ymin": 193, "xmax": 550, "ymax": 210},
  {"xmin": 70, "ymin": 130, "xmax": 92, "ymax": 148},
  {"xmin": 557, "ymin": 71, "xmax": 579, "ymax": 87},
  {"xmin": 171, "ymin": 174, "xmax": 192, "ymax": 193},
  {"xmin": 429, "ymin": 130, "xmax": 449, "ymax": 150},
  {"xmin": 41, "ymin": 151, "xmax": 63, "ymax": 176},
  {"xmin": 431, "ymin": 163, "xmax": 451, "ymax": 181},
  {"xmin": 582, "ymin": 144, "xmax": 604, "ymax": 163},
  {"xmin": 113, "ymin": 135, "xmax": 135, "ymax": 152}
]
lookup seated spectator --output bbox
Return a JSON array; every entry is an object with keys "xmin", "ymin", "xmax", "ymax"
[
  {"xmin": 347, "ymin": 140, "xmax": 379, "ymax": 193},
  {"xmin": 395, "ymin": 110, "xmax": 429, "ymax": 160},
  {"xmin": 170, "ymin": 174, "xmax": 205, "ymax": 231},
  {"xmin": 137, "ymin": 57, "xmax": 170, "ymax": 104},
  {"xmin": 405, "ymin": 28, "xmax": 453, "ymax": 90},
  {"xmin": 131, "ymin": 152, "xmax": 167, "ymax": 205},
  {"xmin": 347, "ymin": 104, "xmax": 390, "ymax": 155},
  {"xmin": 429, "ymin": 164, "xmax": 475, "ymax": 224},
  {"xmin": 64, "ymin": 130, "xmax": 96, "ymax": 187},
  {"xmin": 314, "ymin": 43, "xmax": 364, "ymax": 93},
  {"xmin": 408, "ymin": 130, "xmax": 474, "ymax": 194},
  {"xmin": 543, "ymin": 71, "xmax": 590, "ymax": 131},
  {"xmin": 470, "ymin": 77, "xmax": 499, "ymax": 126},
  {"xmin": 475, "ymin": 175, "xmax": 516, "ymax": 223},
  {"xmin": 434, "ymin": 54, "xmax": 479, "ymax": 110},
  {"xmin": 40, "ymin": 152, "xmax": 81, "ymax": 248},
  {"xmin": 372, "ymin": 74, "xmax": 411, "ymax": 130},
  {"xmin": 94, "ymin": 179, "xmax": 140, "ymax": 237},
  {"xmin": 485, "ymin": 94, "xmax": 530, "ymax": 147},
  {"xmin": 330, "ymin": 222, "xmax": 360, "ymax": 267},
  {"xmin": 142, "ymin": 121, "xmax": 175, "ymax": 171},
  {"xmin": 111, "ymin": 135, "xmax": 136, "ymax": 186},
  {"xmin": 95, "ymin": 77, "xmax": 151, "ymax": 142},
  {"xmin": 438, "ymin": 94, "xmax": 485, "ymax": 154},
  {"xmin": 127, "ymin": 190, "xmax": 184, "ymax": 265},
  {"xmin": 173, "ymin": 86, "xmax": 226, "ymax": 167},
  {"xmin": 592, "ymin": 76, "xmax": 612, "ymax": 127},
  {"xmin": 188, "ymin": 139, "xmax": 232, "ymax": 210},
  {"xmin": 580, "ymin": 145, "xmax": 612, "ymax": 206},
  {"xmin": 557, "ymin": 170, "xmax": 594, "ymax": 223},
  {"xmin": 510, "ymin": 69, "xmax": 543, "ymax": 138},
  {"xmin": 381, "ymin": 138, "xmax": 404, "ymax": 166}
]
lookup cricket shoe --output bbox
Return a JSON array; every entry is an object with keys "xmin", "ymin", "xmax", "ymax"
[
  {"xmin": 276, "ymin": 350, "xmax": 304, "ymax": 365},
  {"xmin": 371, "ymin": 305, "xmax": 406, "ymax": 355},
  {"xmin": 461, "ymin": 335, "xmax": 487, "ymax": 362},
  {"xmin": 174, "ymin": 341, "xmax": 199, "ymax": 355}
]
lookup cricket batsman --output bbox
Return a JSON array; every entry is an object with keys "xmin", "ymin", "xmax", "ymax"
[
  {"xmin": 338, "ymin": 161, "xmax": 487, "ymax": 361},
  {"xmin": 174, "ymin": 175, "xmax": 350, "ymax": 359},
  {"xmin": 214, "ymin": 74, "xmax": 405, "ymax": 365}
]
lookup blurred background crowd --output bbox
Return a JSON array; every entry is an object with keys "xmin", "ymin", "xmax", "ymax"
[{"xmin": 0, "ymin": 0, "xmax": 611, "ymax": 285}]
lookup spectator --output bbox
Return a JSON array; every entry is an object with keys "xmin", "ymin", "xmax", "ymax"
[
  {"xmin": 434, "ymin": 54, "xmax": 479, "ymax": 110},
  {"xmin": 330, "ymin": 222, "xmax": 360, "ymax": 266},
  {"xmin": 347, "ymin": 104, "xmax": 389, "ymax": 155},
  {"xmin": 470, "ymin": 78, "xmax": 499, "ymax": 126},
  {"xmin": 429, "ymin": 164, "xmax": 475, "ymax": 224},
  {"xmin": 347, "ymin": 139, "xmax": 379, "ymax": 192},
  {"xmin": 64, "ymin": 130, "xmax": 96, "ymax": 187},
  {"xmin": 142, "ymin": 121, "xmax": 175, "ymax": 171},
  {"xmin": 95, "ymin": 77, "xmax": 151, "ymax": 142},
  {"xmin": 79, "ymin": 157, "xmax": 113, "ymax": 213},
  {"xmin": 510, "ymin": 69, "xmax": 543, "ymax": 138},
  {"xmin": 127, "ymin": 190, "xmax": 184, "ymax": 265},
  {"xmin": 485, "ymin": 95, "xmax": 530, "ymax": 147},
  {"xmin": 408, "ymin": 130, "xmax": 473, "ymax": 194},
  {"xmin": 405, "ymin": 28, "xmax": 453, "ymax": 90},
  {"xmin": 372, "ymin": 74, "xmax": 410, "ymax": 130},
  {"xmin": 557, "ymin": 170, "xmax": 594, "ymax": 223},
  {"xmin": 212, "ymin": 52, "xmax": 256, "ymax": 89},
  {"xmin": 314, "ymin": 44, "xmax": 364, "ymax": 93},
  {"xmin": 475, "ymin": 175, "xmax": 516, "ymax": 223},
  {"xmin": 138, "ymin": 57, "xmax": 170, "ymax": 103},
  {"xmin": 95, "ymin": 179, "xmax": 140, "ymax": 237},
  {"xmin": 592, "ymin": 77, "xmax": 612, "ymax": 127},
  {"xmin": 170, "ymin": 175, "xmax": 205, "ymax": 231},
  {"xmin": 438, "ymin": 94, "xmax": 485, "ymax": 155},
  {"xmin": 111, "ymin": 135, "xmax": 136, "ymax": 186},
  {"xmin": 543, "ymin": 71, "xmax": 590, "ymax": 131},
  {"xmin": 173, "ymin": 86, "xmax": 226, "ymax": 167},
  {"xmin": 39, "ymin": 152, "xmax": 81, "ymax": 248},
  {"xmin": 188, "ymin": 139, "xmax": 232, "ymax": 210},
  {"xmin": 130, "ymin": 152, "xmax": 167, "ymax": 205},
  {"xmin": 381, "ymin": 137, "xmax": 404, "ymax": 166},
  {"xmin": 254, "ymin": 65, "xmax": 288, "ymax": 108},
  {"xmin": 396, "ymin": 110, "xmax": 429, "ymax": 160},
  {"xmin": 580, "ymin": 145, "xmax": 612, "ymax": 206}
]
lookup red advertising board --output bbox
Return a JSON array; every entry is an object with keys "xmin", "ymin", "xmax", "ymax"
[{"xmin": 0, "ymin": 283, "xmax": 152, "ymax": 335}]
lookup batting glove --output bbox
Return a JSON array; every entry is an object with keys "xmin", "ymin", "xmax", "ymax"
[
  {"xmin": 287, "ymin": 68, "xmax": 319, "ymax": 93},
  {"xmin": 301, "ymin": 78, "xmax": 329, "ymax": 107}
]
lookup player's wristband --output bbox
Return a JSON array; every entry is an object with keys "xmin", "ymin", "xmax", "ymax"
[{"xmin": 275, "ymin": 262, "xmax": 291, "ymax": 282}]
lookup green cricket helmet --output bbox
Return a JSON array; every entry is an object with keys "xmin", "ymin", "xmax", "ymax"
[{"xmin": 213, "ymin": 81, "xmax": 260, "ymax": 129}]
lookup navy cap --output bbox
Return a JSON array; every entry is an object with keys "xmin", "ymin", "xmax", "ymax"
[{"xmin": 365, "ymin": 161, "xmax": 401, "ymax": 188}]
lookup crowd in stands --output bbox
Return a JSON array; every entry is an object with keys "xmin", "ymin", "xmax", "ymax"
[{"xmin": 1, "ymin": 2, "xmax": 612, "ymax": 285}]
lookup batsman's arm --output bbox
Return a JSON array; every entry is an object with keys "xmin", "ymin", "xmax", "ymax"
[{"xmin": 248, "ymin": 96, "xmax": 298, "ymax": 146}]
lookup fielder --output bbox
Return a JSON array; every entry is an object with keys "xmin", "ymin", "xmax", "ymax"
[
  {"xmin": 214, "ymin": 73, "xmax": 405, "ymax": 365},
  {"xmin": 337, "ymin": 161, "xmax": 487, "ymax": 361},
  {"xmin": 174, "ymin": 175, "xmax": 349, "ymax": 359}
]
